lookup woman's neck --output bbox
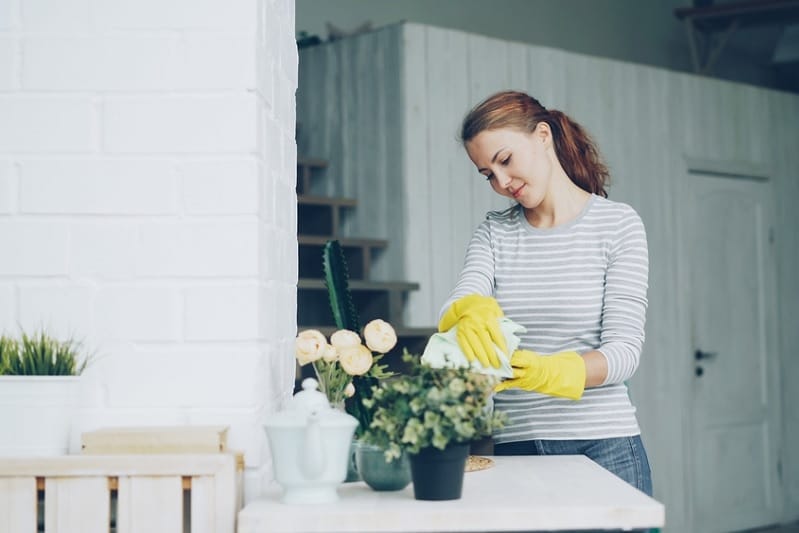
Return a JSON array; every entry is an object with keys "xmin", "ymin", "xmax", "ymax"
[{"xmin": 524, "ymin": 175, "xmax": 591, "ymax": 229}]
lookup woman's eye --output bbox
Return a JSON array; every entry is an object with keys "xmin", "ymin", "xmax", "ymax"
[
  {"xmin": 501, "ymin": 155, "xmax": 511, "ymax": 166},
  {"xmin": 484, "ymin": 173, "xmax": 494, "ymax": 181}
]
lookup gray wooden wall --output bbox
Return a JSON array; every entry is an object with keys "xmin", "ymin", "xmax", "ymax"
[
  {"xmin": 296, "ymin": 27, "xmax": 404, "ymax": 281},
  {"xmin": 297, "ymin": 22, "xmax": 799, "ymax": 532}
]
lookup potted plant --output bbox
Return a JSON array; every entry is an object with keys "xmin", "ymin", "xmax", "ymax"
[
  {"xmin": 0, "ymin": 330, "xmax": 89, "ymax": 456},
  {"xmin": 361, "ymin": 351, "xmax": 505, "ymax": 501}
]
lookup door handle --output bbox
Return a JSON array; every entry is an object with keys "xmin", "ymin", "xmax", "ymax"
[{"xmin": 694, "ymin": 349, "xmax": 718, "ymax": 361}]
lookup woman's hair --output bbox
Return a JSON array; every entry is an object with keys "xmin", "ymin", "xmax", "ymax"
[{"xmin": 460, "ymin": 91, "xmax": 609, "ymax": 198}]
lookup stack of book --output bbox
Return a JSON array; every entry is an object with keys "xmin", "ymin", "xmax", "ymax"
[{"xmin": 81, "ymin": 425, "xmax": 229, "ymax": 454}]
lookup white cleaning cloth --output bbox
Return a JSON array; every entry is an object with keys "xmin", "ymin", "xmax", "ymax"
[{"xmin": 421, "ymin": 318, "xmax": 526, "ymax": 379}]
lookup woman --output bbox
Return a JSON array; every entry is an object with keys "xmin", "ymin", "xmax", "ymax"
[{"xmin": 439, "ymin": 90, "xmax": 652, "ymax": 496}]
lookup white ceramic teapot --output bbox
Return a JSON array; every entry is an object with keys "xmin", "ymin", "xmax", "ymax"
[{"xmin": 264, "ymin": 377, "xmax": 358, "ymax": 504}]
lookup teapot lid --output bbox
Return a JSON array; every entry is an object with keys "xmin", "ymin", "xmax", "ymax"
[
  {"xmin": 264, "ymin": 378, "xmax": 358, "ymax": 429},
  {"xmin": 289, "ymin": 378, "xmax": 332, "ymax": 413}
]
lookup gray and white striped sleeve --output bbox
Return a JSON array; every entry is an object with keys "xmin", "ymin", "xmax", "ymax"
[
  {"xmin": 598, "ymin": 208, "xmax": 649, "ymax": 385},
  {"xmin": 438, "ymin": 220, "xmax": 496, "ymax": 321}
]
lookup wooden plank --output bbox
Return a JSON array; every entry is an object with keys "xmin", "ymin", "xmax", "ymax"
[
  {"xmin": 44, "ymin": 477, "xmax": 109, "ymax": 533},
  {"xmin": 190, "ymin": 475, "xmax": 215, "ymax": 533},
  {"xmin": 190, "ymin": 471, "xmax": 236, "ymax": 533},
  {"xmin": 0, "ymin": 454, "xmax": 236, "ymax": 478},
  {"xmin": 117, "ymin": 476, "xmax": 182, "ymax": 533},
  {"xmin": 399, "ymin": 23, "xmax": 432, "ymax": 328},
  {"xmin": 298, "ymin": 235, "xmax": 388, "ymax": 248},
  {"xmin": 0, "ymin": 477, "xmax": 36, "ymax": 533},
  {"xmin": 81, "ymin": 425, "xmax": 228, "ymax": 454},
  {"xmin": 36, "ymin": 476, "xmax": 194, "ymax": 491},
  {"xmin": 297, "ymin": 195, "xmax": 357, "ymax": 207},
  {"xmin": 297, "ymin": 279, "xmax": 419, "ymax": 292},
  {"xmin": 213, "ymin": 461, "xmax": 237, "ymax": 533},
  {"xmin": 297, "ymin": 157, "xmax": 328, "ymax": 169}
]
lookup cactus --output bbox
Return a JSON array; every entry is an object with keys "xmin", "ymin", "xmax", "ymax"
[
  {"xmin": 323, "ymin": 240, "xmax": 377, "ymax": 436},
  {"xmin": 322, "ymin": 240, "xmax": 360, "ymax": 332}
]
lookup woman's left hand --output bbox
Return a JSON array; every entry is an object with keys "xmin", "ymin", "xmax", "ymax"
[{"xmin": 494, "ymin": 349, "xmax": 586, "ymax": 400}]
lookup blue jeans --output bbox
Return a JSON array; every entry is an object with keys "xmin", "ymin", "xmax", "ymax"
[{"xmin": 494, "ymin": 435, "xmax": 653, "ymax": 496}]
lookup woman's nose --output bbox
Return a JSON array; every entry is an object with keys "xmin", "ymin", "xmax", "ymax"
[{"xmin": 495, "ymin": 172, "xmax": 512, "ymax": 188}]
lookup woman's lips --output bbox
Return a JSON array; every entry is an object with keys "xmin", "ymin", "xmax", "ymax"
[{"xmin": 511, "ymin": 184, "xmax": 525, "ymax": 199}]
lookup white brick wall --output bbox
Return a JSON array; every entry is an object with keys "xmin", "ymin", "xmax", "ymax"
[
  {"xmin": 103, "ymin": 96, "xmax": 257, "ymax": 153},
  {"xmin": 0, "ymin": 36, "xmax": 16, "ymax": 90},
  {"xmin": 0, "ymin": 1, "xmax": 17, "ymax": 30},
  {"xmin": 0, "ymin": 160, "xmax": 14, "ymax": 213},
  {"xmin": 0, "ymin": 97, "xmax": 95, "ymax": 152},
  {"xmin": 19, "ymin": 159, "xmax": 179, "ymax": 214},
  {"xmin": 0, "ymin": 0, "xmax": 298, "ymax": 502},
  {"xmin": 0, "ymin": 220, "xmax": 69, "ymax": 276},
  {"xmin": 0, "ymin": 284, "xmax": 15, "ymax": 330},
  {"xmin": 181, "ymin": 159, "xmax": 259, "ymax": 215}
]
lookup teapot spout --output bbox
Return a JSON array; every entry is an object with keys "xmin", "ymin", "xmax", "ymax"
[{"xmin": 300, "ymin": 412, "xmax": 325, "ymax": 479}]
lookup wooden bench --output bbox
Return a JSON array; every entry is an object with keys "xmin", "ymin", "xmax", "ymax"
[{"xmin": 0, "ymin": 453, "xmax": 239, "ymax": 533}]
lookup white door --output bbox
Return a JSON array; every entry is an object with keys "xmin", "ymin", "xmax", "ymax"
[{"xmin": 686, "ymin": 172, "xmax": 782, "ymax": 532}]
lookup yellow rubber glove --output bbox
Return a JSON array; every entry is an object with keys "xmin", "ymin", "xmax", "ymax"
[
  {"xmin": 438, "ymin": 294, "xmax": 508, "ymax": 368},
  {"xmin": 494, "ymin": 349, "xmax": 586, "ymax": 400}
]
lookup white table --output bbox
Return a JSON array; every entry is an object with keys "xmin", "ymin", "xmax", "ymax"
[{"xmin": 237, "ymin": 455, "xmax": 664, "ymax": 532}]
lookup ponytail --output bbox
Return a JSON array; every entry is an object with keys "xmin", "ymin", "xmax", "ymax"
[{"xmin": 546, "ymin": 110, "xmax": 608, "ymax": 198}]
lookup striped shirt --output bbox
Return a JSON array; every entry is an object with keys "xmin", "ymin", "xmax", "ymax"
[{"xmin": 441, "ymin": 194, "xmax": 649, "ymax": 442}]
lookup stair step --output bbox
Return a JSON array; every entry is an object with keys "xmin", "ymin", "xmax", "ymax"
[
  {"xmin": 297, "ymin": 158, "xmax": 328, "ymax": 194},
  {"xmin": 298, "ymin": 235, "xmax": 387, "ymax": 248},
  {"xmin": 298, "ymin": 195, "xmax": 357, "ymax": 208},
  {"xmin": 297, "ymin": 157, "xmax": 328, "ymax": 169},
  {"xmin": 298, "ymin": 236, "xmax": 388, "ymax": 280},
  {"xmin": 298, "ymin": 279, "xmax": 419, "ymax": 291},
  {"xmin": 298, "ymin": 196, "xmax": 358, "ymax": 238},
  {"xmin": 298, "ymin": 278, "xmax": 420, "ymax": 327}
]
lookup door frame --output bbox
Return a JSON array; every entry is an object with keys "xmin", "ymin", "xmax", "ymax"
[{"xmin": 676, "ymin": 156, "xmax": 784, "ymax": 532}]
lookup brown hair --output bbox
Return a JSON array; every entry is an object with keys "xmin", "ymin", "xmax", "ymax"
[{"xmin": 460, "ymin": 91, "xmax": 609, "ymax": 198}]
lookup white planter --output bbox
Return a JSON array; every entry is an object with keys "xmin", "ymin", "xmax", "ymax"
[{"xmin": 0, "ymin": 376, "xmax": 81, "ymax": 457}]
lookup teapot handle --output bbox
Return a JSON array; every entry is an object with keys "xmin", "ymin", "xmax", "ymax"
[{"xmin": 300, "ymin": 412, "xmax": 325, "ymax": 479}]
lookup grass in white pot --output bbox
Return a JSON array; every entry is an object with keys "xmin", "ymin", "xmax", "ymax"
[
  {"xmin": 1, "ymin": 330, "xmax": 90, "ymax": 457},
  {"xmin": 0, "ymin": 331, "xmax": 88, "ymax": 376}
]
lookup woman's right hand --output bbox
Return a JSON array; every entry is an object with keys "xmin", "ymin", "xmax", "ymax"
[{"xmin": 438, "ymin": 294, "xmax": 508, "ymax": 368}]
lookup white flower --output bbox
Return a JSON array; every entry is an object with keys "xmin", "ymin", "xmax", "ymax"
[
  {"xmin": 330, "ymin": 329, "xmax": 361, "ymax": 350},
  {"xmin": 338, "ymin": 344, "xmax": 373, "ymax": 376},
  {"xmin": 295, "ymin": 329, "xmax": 328, "ymax": 366},
  {"xmin": 344, "ymin": 382, "xmax": 356, "ymax": 398},
  {"xmin": 322, "ymin": 344, "xmax": 338, "ymax": 362},
  {"xmin": 363, "ymin": 319, "xmax": 397, "ymax": 353}
]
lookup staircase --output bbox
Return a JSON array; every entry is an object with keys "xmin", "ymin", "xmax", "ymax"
[{"xmin": 296, "ymin": 157, "xmax": 435, "ymax": 378}]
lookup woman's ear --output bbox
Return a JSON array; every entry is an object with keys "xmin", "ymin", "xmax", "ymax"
[{"xmin": 535, "ymin": 121, "xmax": 552, "ymax": 146}]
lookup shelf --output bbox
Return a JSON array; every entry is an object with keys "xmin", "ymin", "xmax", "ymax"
[
  {"xmin": 297, "ymin": 157, "xmax": 328, "ymax": 169},
  {"xmin": 297, "ymin": 278, "xmax": 421, "ymax": 328},
  {"xmin": 298, "ymin": 279, "xmax": 419, "ymax": 292},
  {"xmin": 298, "ymin": 235, "xmax": 387, "ymax": 248},
  {"xmin": 298, "ymin": 236, "xmax": 389, "ymax": 280},
  {"xmin": 298, "ymin": 195, "xmax": 357, "ymax": 208}
]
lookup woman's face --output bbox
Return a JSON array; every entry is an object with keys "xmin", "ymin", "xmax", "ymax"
[{"xmin": 465, "ymin": 125, "xmax": 553, "ymax": 209}]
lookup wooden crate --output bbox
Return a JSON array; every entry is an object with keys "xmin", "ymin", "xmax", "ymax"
[{"xmin": 0, "ymin": 453, "xmax": 239, "ymax": 533}]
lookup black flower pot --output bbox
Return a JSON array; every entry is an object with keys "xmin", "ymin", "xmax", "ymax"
[{"xmin": 408, "ymin": 443, "xmax": 469, "ymax": 501}]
